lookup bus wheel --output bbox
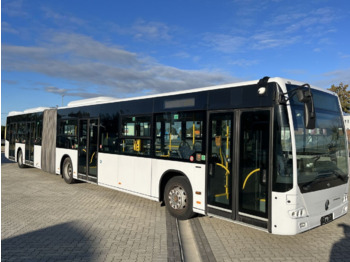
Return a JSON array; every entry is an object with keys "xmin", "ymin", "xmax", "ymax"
[
  {"xmin": 62, "ymin": 158, "xmax": 75, "ymax": 184},
  {"xmin": 164, "ymin": 176, "xmax": 194, "ymax": 220},
  {"xmin": 17, "ymin": 150, "xmax": 25, "ymax": 168}
]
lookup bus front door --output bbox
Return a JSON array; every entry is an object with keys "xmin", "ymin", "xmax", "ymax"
[
  {"xmin": 78, "ymin": 119, "xmax": 99, "ymax": 183},
  {"xmin": 207, "ymin": 110, "xmax": 271, "ymax": 228},
  {"xmin": 237, "ymin": 109, "xmax": 270, "ymax": 228}
]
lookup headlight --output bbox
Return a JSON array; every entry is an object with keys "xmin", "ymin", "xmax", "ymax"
[
  {"xmin": 289, "ymin": 207, "xmax": 307, "ymax": 218},
  {"xmin": 343, "ymin": 193, "xmax": 348, "ymax": 203}
]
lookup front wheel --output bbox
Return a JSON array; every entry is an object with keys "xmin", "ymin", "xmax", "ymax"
[
  {"xmin": 17, "ymin": 150, "xmax": 25, "ymax": 168},
  {"xmin": 164, "ymin": 176, "xmax": 194, "ymax": 220},
  {"xmin": 62, "ymin": 158, "xmax": 75, "ymax": 184}
]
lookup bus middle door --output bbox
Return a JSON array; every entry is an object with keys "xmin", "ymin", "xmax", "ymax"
[
  {"xmin": 207, "ymin": 112, "xmax": 234, "ymax": 218},
  {"xmin": 78, "ymin": 119, "xmax": 99, "ymax": 183}
]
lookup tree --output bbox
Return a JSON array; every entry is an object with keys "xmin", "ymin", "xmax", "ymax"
[{"xmin": 328, "ymin": 83, "xmax": 350, "ymax": 113}]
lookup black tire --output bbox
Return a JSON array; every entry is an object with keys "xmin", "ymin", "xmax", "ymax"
[
  {"xmin": 17, "ymin": 150, "xmax": 25, "ymax": 168},
  {"xmin": 164, "ymin": 176, "xmax": 194, "ymax": 220},
  {"xmin": 62, "ymin": 158, "xmax": 75, "ymax": 184}
]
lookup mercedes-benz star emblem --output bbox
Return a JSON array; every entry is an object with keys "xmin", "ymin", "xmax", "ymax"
[{"xmin": 325, "ymin": 200, "xmax": 330, "ymax": 211}]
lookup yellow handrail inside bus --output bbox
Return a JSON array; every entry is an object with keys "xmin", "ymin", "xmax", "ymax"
[
  {"xmin": 215, "ymin": 124, "xmax": 231, "ymax": 200},
  {"xmin": 242, "ymin": 168, "xmax": 260, "ymax": 190},
  {"xmin": 169, "ymin": 133, "xmax": 172, "ymax": 151},
  {"xmin": 161, "ymin": 133, "xmax": 173, "ymax": 157},
  {"xmin": 226, "ymin": 125, "xmax": 229, "ymax": 158},
  {"xmin": 193, "ymin": 123, "xmax": 195, "ymax": 145},
  {"xmin": 215, "ymin": 163, "xmax": 229, "ymax": 173},
  {"xmin": 214, "ymin": 162, "xmax": 230, "ymax": 199},
  {"xmin": 90, "ymin": 151, "xmax": 96, "ymax": 164}
]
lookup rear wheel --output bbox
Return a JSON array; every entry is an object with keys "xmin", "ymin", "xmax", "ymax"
[
  {"xmin": 17, "ymin": 150, "xmax": 25, "ymax": 168},
  {"xmin": 62, "ymin": 158, "xmax": 75, "ymax": 184},
  {"xmin": 164, "ymin": 176, "xmax": 194, "ymax": 220}
]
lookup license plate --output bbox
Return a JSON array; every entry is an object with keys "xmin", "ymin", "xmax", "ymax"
[{"xmin": 321, "ymin": 213, "xmax": 333, "ymax": 225}]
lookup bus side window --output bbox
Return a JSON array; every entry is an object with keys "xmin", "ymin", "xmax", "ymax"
[
  {"xmin": 155, "ymin": 112, "xmax": 205, "ymax": 162},
  {"xmin": 121, "ymin": 115, "xmax": 151, "ymax": 156},
  {"xmin": 100, "ymin": 115, "xmax": 118, "ymax": 154},
  {"xmin": 57, "ymin": 119, "xmax": 78, "ymax": 149}
]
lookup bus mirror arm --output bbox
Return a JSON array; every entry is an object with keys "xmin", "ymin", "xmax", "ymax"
[{"xmin": 278, "ymin": 83, "xmax": 316, "ymax": 130}]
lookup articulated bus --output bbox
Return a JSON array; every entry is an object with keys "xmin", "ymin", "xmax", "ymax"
[{"xmin": 5, "ymin": 77, "xmax": 349, "ymax": 235}]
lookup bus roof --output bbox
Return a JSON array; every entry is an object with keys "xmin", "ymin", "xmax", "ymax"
[
  {"xmin": 8, "ymin": 107, "xmax": 50, "ymax": 117},
  {"xmin": 7, "ymin": 77, "xmax": 334, "ymax": 115},
  {"xmin": 64, "ymin": 78, "xmax": 261, "ymax": 109}
]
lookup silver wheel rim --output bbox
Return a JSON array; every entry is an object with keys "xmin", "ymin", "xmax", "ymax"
[
  {"xmin": 65, "ymin": 162, "xmax": 72, "ymax": 179},
  {"xmin": 168, "ymin": 185, "xmax": 187, "ymax": 210}
]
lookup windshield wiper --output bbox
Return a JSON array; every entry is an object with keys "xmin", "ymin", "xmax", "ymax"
[
  {"xmin": 302, "ymin": 174, "xmax": 329, "ymax": 191},
  {"xmin": 302, "ymin": 171, "xmax": 347, "ymax": 191},
  {"xmin": 332, "ymin": 169, "xmax": 347, "ymax": 182}
]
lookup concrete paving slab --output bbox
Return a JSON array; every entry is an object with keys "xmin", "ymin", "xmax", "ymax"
[{"xmin": 3, "ymin": 158, "xmax": 350, "ymax": 262}]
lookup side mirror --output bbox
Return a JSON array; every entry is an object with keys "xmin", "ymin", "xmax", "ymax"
[{"xmin": 297, "ymin": 90, "xmax": 316, "ymax": 129}]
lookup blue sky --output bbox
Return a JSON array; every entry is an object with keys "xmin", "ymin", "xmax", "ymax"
[{"xmin": 2, "ymin": 0, "xmax": 350, "ymax": 125}]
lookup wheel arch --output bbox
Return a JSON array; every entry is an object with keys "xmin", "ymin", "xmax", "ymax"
[{"xmin": 158, "ymin": 169, "xmax": 192, "ymax": 203}]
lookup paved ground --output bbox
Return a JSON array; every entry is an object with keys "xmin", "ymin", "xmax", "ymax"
[{"xmin": 2, "ymin": 156, "xmax": 350, "ymax": 261}]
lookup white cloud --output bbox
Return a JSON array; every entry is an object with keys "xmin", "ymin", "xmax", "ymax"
[
  {"xmin": 322, "ymin": 68, "xmax": 350, "ymax": 86},
  {"xmin": 3, "ymin": 0, "xmax": 27, "ymax": 17},
  {"xmin": 45, "ymin": 86, "xmax": 67, "ymax": 95},
  {"xmin": 338, "ymin": 52, "xmax": 350, "ymax": 59},
  {"xmin": 132, "ymin": 19, "xmax": 172, "ymax": 41},
  {"xmin": 42, "ymin": 7, "xmax": 85, "ymax": 27},
  {"xmin": 3, "ymin": 32, "xmax": 237, "ymax": 98},
  {"xmin": 203, "ymin": 33, "xmax": 247, "ymax": 53},
  {"xmin": 2, "ymin": 21, "xmax": 18, "ymax": 34},
  {"xmin": 202, "ymin": 5, "xmax": 339, "ymax": 54},
  {"xmin": 229, "ymin": 59, "xmax": 259, "ymax": 67}
]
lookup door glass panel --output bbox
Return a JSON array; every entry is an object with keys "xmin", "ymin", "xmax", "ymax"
[
  {"xmin": 24, "ymin": 122, "xmax": 35, "ymax": 162},
  {"xmin": 239, "ymin": 110, "xmax": 270, "ymax": 217},
  {"xmin": 9, "ymin": 123, "xmax": 16, "ymax": 157},
  {"xmin": 78, "ymin": 120, "xmax": 88, "ymax": 175},
  {"xmin": 208, "ymin": 113, "xmax": 233, "ymax": 209},
  {"xmin": 29, "ymin": 122, "xmax": 35, "ymax": 161},
  {"xmin": 25, "ymin": 122, "xmax": 31, "ymax": 160},
  {"xmin": 88, "ymin": 119, "xmax": 98, "ymax": 177}
]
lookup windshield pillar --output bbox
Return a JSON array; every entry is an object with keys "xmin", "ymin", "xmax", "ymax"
[{"xmin": 272, "ymin": 104, "xmax": 293, "ymax": 192}]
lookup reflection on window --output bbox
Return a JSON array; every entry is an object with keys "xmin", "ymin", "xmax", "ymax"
[
  {"xmin": 121, "ymin": 115, "xmax": 151, "ymax": 156},
  {"xmin": 17, "ymin": 123, "xmax": 26, "ymax": 143},
  {"xmin": 57, "ymin": 119, "xmax": 78, "ymax": 149},
  {"xmin": 122, "ymin": 116, "xmax": 151, "ymax": 137},
  {"xmin": 155, "ymin": 112, "xmax": 205, "ymax": 161},
  {"xmin": 99, "ymin": 115, "xmax": 118, "ymax": 154},
  {"xmin": 291, "ymin": 105, "xmax": 348, "ymax": 192}
]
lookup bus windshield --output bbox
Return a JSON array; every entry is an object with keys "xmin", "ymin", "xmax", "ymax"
[{"xmin": 287, "ymin": 85, "xmax": 349, "ymax": 193}]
